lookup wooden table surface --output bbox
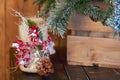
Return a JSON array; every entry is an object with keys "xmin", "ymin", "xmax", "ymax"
[
  {"xmin": 10, "ymin": 64, "xmax": 120, "ymax": 80},
  {"xmin": 10, "ymin": 48, "xmax": 120, "ymax": 80}
]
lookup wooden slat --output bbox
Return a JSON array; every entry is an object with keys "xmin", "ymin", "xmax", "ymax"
[
  {"xmin": 64, "ymin": 65, "xmax": 89, "ymax": 80},
  {"xmin": 10, "ymin": 69, "xmax": 42, "ymax": 80},
  {"xmin": 16, "ymin": 0, "xmax": 38, "ymax": 16},
  {"xmin": 48, "ymin": 64, "xmax": 68, "ymax": 80},
  {"xmin": 114, "ymin": 69, "xmax": 120, "ymax": 79},
  {"xmin": 84, "ymin": 66, "xmax": 120, "ymax": 80},
  {"xmin": 68, "ymin": 12, "xmax": 113, "ymax": 32},
  {"xmin": 67, "ymin": 36, "xmax": 120, "ymax": 68},
  {"xmin": 16, "ymin": 71, "xmax": 42, "ymax": 80},
  {"xmin": 0, "ymin": 0, "xmax": 5, "ymax": 80}
]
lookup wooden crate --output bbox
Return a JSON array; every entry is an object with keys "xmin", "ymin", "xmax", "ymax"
[{"xmin": 67, "ymin": 12, "xmax": 120, "ymax": 68}]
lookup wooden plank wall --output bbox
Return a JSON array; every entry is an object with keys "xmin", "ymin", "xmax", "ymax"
[{"xmin": 0, "ymin": 0, "xmax": 6, "ymax": 80}]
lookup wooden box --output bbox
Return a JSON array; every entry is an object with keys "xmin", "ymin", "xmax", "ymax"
[{"xmin": 67, "ymin": 13, "xmax": 120, "ymax": 68}]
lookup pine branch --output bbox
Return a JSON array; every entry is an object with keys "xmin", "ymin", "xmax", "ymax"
[
  {"xmin": 40, "ymin": 0, "xmax": 56, "ymax": 18},
  {"xmin": 46, "ymin": 0, "xmax": 114, "ymax": 37},
  {"xmin": 80, "ymin": 0, "xmax": 113, "ymax": 24},
  {"xmin": 33, "ymin": 0, "xmax": 46, "ymax": 5},
  {"xmin": 25, "ymin": 0, "xmax": 114, "ymax": 37},
  {"xmin": 46, "ymin": 0, "xmax": 68, "ymax": 37}
]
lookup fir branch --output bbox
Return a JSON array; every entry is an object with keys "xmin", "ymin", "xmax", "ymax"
[
  {"xmin": 47, "ymin": 0, "xmax": 85, "ymax": 37},
  {"xmin": 33, "ymin": 0, "xmax": 46, "ymax": 5},
  {"xmin": 80, "ymin": 0, "xmax": 113, "ymax": 24},
  {"xmin": 25, "ymin": 0, "xmax": 114, "ymax": 37},
  {"xmin": 46, "ymin": 0, "xmax": 68, "ymax": 37},
  {"xmin": 40, "ymin": 0, "xmax": 56, "ymax": 18}
]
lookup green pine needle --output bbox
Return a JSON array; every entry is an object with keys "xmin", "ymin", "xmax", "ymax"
[
  {"xmin": 25, "ymin": 0, "xmax": 114, "ymax": 37},
  {"xmin": 27, "ymin": 20, "xmax": 37, "ymax": 27},
  {"xmin": 33, "ymin": 0, "xmax": 46, "ymax": 5}
]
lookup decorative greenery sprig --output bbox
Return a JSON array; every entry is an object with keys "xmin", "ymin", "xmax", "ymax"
[{"xmin": 25, "ymin": 0, "xmax": 114, "ymax": 37}]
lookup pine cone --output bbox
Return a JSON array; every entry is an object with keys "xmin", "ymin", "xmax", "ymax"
[{"xmin": 36, "ymin": 57, "xmax": 54, "ymax": 76}]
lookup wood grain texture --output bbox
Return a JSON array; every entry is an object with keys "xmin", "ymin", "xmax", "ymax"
[
  {"xmin": 64, "ymin": 65, "xmax": 89, "ymax": 80},
  {"xmin": 0, "ymin": 0, "xmax": 6, "ymax": 80},
  {"xmin": 67, "ymin": 36, "xmax": 120, "ymax": 68},
  {"xmin": 68, "ymin": 12, "xmax": 113, "ymax": 32},
  {"xmin": 48, "ymin": 64, "xmax": 68, "ymax": 80},
  {"xmin": 84, "ymin": 67, "xmax": 120, "ymax": 80},
  {"xmin": 115, "ymin": 69, "xmax": 120, "ymax": 79},
  {"xmin": 11, "ymin": 70, "xmax": 42, "ymax": 80}
]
